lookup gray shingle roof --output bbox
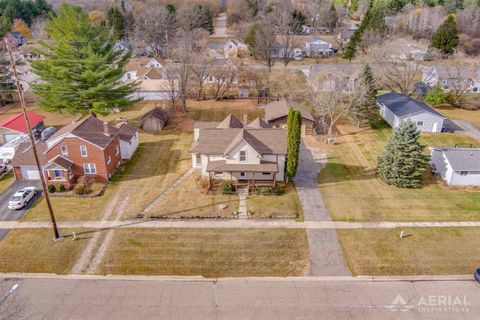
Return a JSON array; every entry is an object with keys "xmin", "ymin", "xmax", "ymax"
[
  {"xmin": 377, "ymin": 92, "xmax": 446, "ymax": 118},
  {"xmin": 264, "ymin": 100, "xmax": 315, "ymax": 122},
  {"xmin": 440, "ymin": 148, "xmax": 480, "ymax": 171}
]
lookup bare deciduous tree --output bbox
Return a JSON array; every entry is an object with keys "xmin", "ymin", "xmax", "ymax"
[
  {"xmin": 210, "ymin": 61, "xmax": 237, "ymax": 100},
  {"xmin": 190, "ymin": 54, "xmax": 212, "ymax": 100},
  {"xmin": 252, "ymin": 20, "xmax": 276, "ymax": 73},
  {"xmin": 271, "ymin": 0, "xmax": 300, "ymax": 67},
  {"xmin": 164, "ymin": 64, "xmax": 179, "ymax": 109}
]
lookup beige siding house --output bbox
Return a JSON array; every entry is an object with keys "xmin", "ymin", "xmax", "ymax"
[{"xmin": 190, "ymin": 114, "xmax": 287, "ymax": 189}]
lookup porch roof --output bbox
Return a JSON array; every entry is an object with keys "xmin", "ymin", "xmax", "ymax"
[
  {"xmin": 206, "ymin": 160, "xmax": 278, "ymax": 173},
  {"xmin": 44, "ymin": 155, "xmax": 73, "ymax": 170}
]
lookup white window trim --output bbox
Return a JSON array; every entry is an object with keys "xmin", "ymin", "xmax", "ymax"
[
  {"xmin": 115, "ymin": 146, "xmax": 120, "ymax": 156},
  {"xmin": 106, "ymin": 156, "xmax": 111, "ymax": 165},
  {"xmin": 80, "ymin": 145, "xmax": 88, "ymax": 157},
  {"xmin": 83, "ymin": 163, "xmax": 97, "ymax": 174},
  {"xmin": 61, "ymin": 145, "xmax": 68, "ymax": 157},
  {"xmin": 417, "ymin": 121, "xmax": 424, "ymax": 126},
  {"xmin": 239, "ymin": 150, "xmax": 247, "ymax": 162}
]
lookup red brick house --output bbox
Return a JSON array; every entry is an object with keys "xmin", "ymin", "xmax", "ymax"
[{"xmin": 12, "ymin": 116, "xmax": 138, "ymax": 188}]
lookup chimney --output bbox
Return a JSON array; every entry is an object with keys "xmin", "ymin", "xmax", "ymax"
[
  {"xmin": 243, "ymin": 114, "xmax": 248, "ymax": 126},
  {"xmin": 115, "ymin": 117, "xmax": 128, "ymax": 128},
  {"xmin": 103, "ymin": 122, "xmax": 111, "ymax": 135}
]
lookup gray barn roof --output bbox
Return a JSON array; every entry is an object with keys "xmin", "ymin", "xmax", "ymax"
[
  {"xmin": 439, "ymin": 148, "xmax": 480, "ymax": 171},
  {"xmin": 377, "ymin": 92, "xmax": 446, "ymax": 119}
]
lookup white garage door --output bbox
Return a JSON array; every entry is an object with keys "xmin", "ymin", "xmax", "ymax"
[
  {"xmin": 3, "ymin": 133, "xmax": 18, "ymax": 143},
  {"xmin": 21, "ymin": 166, "xmax": 40, "ymax": 180}
]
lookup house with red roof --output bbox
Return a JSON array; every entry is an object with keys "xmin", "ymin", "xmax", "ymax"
[
  {"xmin": 0, "ymin": 112, "xmax": 46, "ymax": 145},
  {"xmin": 11, "ymin": 115, "xmax": 138, "ymax": 188}
]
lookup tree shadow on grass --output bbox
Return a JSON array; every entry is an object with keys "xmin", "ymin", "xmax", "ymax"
[{"xmin": 318, "ymin": 162, "xmax": 376, "ymax": 184}]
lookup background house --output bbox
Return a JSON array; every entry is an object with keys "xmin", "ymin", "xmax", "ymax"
[
  {"xmin": 309, "ymin": 63, "xmax": 363, "ymax": 92},
  {"xmin": 224, "ymin": 39, "xmax": 248, "ymax": 58},
  {"xmin": 264, "ymin": 99, "xmax": 315, "ymax": 136},
  {"xmin": 422, "ymin": 65, "xmax": 480, "ymax": 93},
  {"xmin": 0, "ymin": 112, "xmax": 45, "ymax": 145},
  {"xmin": 304, "ymin": 37, "xmax": 334, "ymax": 57},
  {"xmin": 190, "ymin": 114, "xmax": 287, "ymax": 189},
  {"xmin": 377, "ymin": 92, "xmax": 446, "ymax": 133},
  {"xmin": 431, "ymin": 148, "xmax": 480, "ymax": 186},
  {"xmin": 130, "ymin": 79, "xmax": 177, "ymax": 101}
]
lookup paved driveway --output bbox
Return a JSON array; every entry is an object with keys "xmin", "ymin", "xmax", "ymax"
[
  {"xmin": 0, "ymin": 180, "xmax": 43, "ymax": 221},
  {"xmin": 450, "ymin": 120, "xmax": 480, "ymax": 142},
  {"xmin": 0, "ymin": 228, "xmax": 9, "ymax": 241}
]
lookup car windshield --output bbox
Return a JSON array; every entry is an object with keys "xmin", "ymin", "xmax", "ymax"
[{"xmin": 11, "ymin": 196, "xmax": 22, "ymax": 201}]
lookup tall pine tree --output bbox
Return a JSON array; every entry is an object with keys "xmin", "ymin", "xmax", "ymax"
[
  {"xmin": 350, "ymin": 64, "xmax": 379, "ymax": 126},
  {"xmin": 286, "ymin": 109, "xmax": 302, "ymax": 179},
  {"xmin": 0, "ymin": 43, "xmax": 14, "ymax": 106},
  {"xmin": 431, "ymin": 14, "xmax": 459, "ymax": 55},
  {"xmin": 30, "ymin": 3, "xmax": 139, "ymax": 115},
  {"xmin": 377, "ymin": 120, "xmax": 429, "ymax": 188}
]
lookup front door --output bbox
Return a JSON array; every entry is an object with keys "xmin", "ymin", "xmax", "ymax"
[{"xmin": 432, "ymin": 122, "xmax": 438, "ymax": 132}]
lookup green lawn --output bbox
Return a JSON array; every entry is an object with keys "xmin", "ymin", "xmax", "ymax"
[
  {"xmin": 0, "ymin": 171, "xmax": 14, "ymax": 194},
  {"xmin": 99, "ymin": 228, "xmax": 309, "ymax": 277},
  {"xmin": 246, "ymin": 183, "xmax": 303, "ymax": 219},
  {"xmin": 0, "ymin": 229, "xmax": 88, "ymax": 274},
  {"xmin": 338, "ymin": 228, "xmax": 480, "ymax": 276},
  {"xmin": 318, "ymin": 122, "xmax": 480, "ymax": 221}
]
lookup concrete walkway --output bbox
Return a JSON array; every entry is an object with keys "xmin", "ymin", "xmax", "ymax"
[
  {"xmin": 4, "ymin": 220, "xmax": 480, "ymax": 230},
  {"xmin": 451, "ymin": 119, "xmax": 480, "ymax": 141},
  {"xmin": 237, "ymin": 188, "xmax": 248, "ymax": 219},
  {"xmin": 212, "ymin": 12, "xmax": 229, "ymax": 38}
]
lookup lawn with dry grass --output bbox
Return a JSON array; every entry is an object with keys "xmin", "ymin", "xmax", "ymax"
[
  {"xmin": 99, "ymin": 228, "xmax": 309, "ymax": 277},
  {"xmin": 434, "ymin": 103, "xmax": 480, "ymax": 128},
  {"xmin": 0, "ymin": 228, "xmax": 88, "ymax": 274},
  {"xmin": 143, "ymin": 173, "xmax": 238, "ymax": 219},
  {"xmin": 0, "ymin": 171, "xmax": 14, "ymax": 194},
  {"xmin": 318, "ymin": 122, "xmax": 480, "ymax": 221},
  {"xmin": 338, "ymin": 227, "xmax": 480, "ymax": 276},
  {"xmin": 246, "ymin": 183, "xmax": 303, "ymax": 219}
]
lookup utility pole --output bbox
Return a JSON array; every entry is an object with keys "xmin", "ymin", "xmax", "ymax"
[{"xmin": 4, "ymin": 38, "xmax": 60, "ymax": 239}]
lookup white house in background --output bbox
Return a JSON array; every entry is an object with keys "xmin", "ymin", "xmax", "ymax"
[
  {"xmin": 120, "ymin": 57, "xmax": 164, "ymax": 82},
  {"xmin": 129, "ymin": 79, "xmax": 178, "ymax": 101},
  {"xmin": 309, "ymin": 63, "xmax": 363, "ymax": 92},
  {"xmin": 190, "ymin": 114, "xmax": 287, "ymax": 189},
  {"xmin": 304, "ymin": 37, "xmax": 333, "ymax": 57},
  {"xmin": 376, "ymin": 92, "xmax": 446, "ymax": 133},
  {"xmin": 422, "ymin": 65, "xmax": 480, "ymax": 93},
  {"xmin": 224, "ymin": 39, "xmax": 248, "ymax": 58},
  {"xmin": 115, "ymin": 120, "xmax": 139, "ymax": 160},
  {"xmin": 431, "ymin": 148, "xmax": 480, "ymax": 186}
]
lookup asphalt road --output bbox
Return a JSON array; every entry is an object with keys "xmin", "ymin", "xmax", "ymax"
[
  {"xmin": 0, "ymin": 277, "xmax": 478, "ymax": 319},
  {"xmin": 0, "ymin": 228, "xmax": 9, "ymax": 240},
  {"xmin": 0, "ymin": 180, "xmax": 43, "ymax": 221}
]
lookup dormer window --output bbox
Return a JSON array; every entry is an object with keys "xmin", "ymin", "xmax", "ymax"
[{"xmin": 240, "ymin": 150, "xmax": 247, "ymax": 162}]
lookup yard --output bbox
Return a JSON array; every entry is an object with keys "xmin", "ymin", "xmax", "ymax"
[
  {"xmin": 318, "ymin": 122, "xmax": 480, "ymax": 221},
  {"xmin": 0, "ymin": 171, "xmax": 14, "ymax": 194},
  {"xmin": 246, "ymin": 183, "xmax": 303, "ymax": 219},
  {"xmin": 0, "ymin": 228, "xmax": 88, "ymax": 274},
  {"xmin": 434, "ymin": 103, "xmax": 480, "ymax": 128},
  {"xmin": 338, "ymin": 227, "xmax": 480, "ymax": 276},
  {"xmin": 98, "ymin": 228, "xmax": 309, "ymax": 277}
]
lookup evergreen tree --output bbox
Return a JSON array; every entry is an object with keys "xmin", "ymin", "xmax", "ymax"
[
  {"xmin": 350, "ymin": 64, "xmax": 379, "ymax": 125},
  {"xmin": 286, "ymin": 109, "xmax": 302, "ymax": 179},
  {"xmin": 0, "ymin": 44, "xmax": 14, "ymax": 106},
  {"xmin": 245, "ymin": 24, "xmax": 257, "ymax": 48},
  {"xmin": 431, "ymin": 14, "xmax": 459, "ymax": 55},
  {"xmin": 291, "ymin": 10, "xmax": 307, "ymax": 33},
  {"xmin": 30, "ymin": 3, "xmax": 139, "ymax": 116},
  {"xmin": 377, "ymin": 120, "xmax": 429, "ymax": 188},
  {"xmin": 192, "ymin": 4, "xmax": 214, "ymax": 34},
  {"xmin": 110, "ymin": 7, "xmax": 126, "ymax": 40},
  {"xmin": 326, "ymin": 3, "xmax": 338, "ymax": 32}
]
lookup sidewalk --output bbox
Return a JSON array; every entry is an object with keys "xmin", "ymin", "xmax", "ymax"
[{"xmin": 2, "ymin": 220, "xmax": 480, "ymax": 229}]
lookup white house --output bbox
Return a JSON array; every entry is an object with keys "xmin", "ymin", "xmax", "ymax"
[
  {"xmin": 224, "ymin": 39, "xmax": 248, "ymax": 58},
  {"xmin": 190, "ymin": 114, "xmax": 287, "ymax": 189},
  {"xmin": 431, "ymin": 148, "xmax": 480, "ymax": 186},
  {"xmin": 120, "ymin": 57, "xmax": 164, "ymax": 82},
  {"xmin": 422, "ymin": 65, "xmax": 480, "ymax": 93},
  {"xmin": 304, "ymin": 37, "xmax": 333, "ymax": 57},
  {"xmin": 129, "ymin": 79, "xmax": 178, "ymax": 101},
  {"xmin": 116, "ymin": 121, "xmax": 139, "ymax": 160},
  {"xmin": 376, "ymin": 92, "xmax": 446, "ymax": 133}
]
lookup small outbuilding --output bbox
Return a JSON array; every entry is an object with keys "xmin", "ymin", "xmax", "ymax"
[
  {"xmin": 141, "ymin": 108, "xmax": 169, "ymax": 132},
  {"xmin": 264, "ymin": 99, "xmax": 315, "ymax": 136}
]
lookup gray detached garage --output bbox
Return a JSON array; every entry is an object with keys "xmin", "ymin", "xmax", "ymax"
[{"xmin": 376, "ymin": 92, "xmax": 446, "ymax": 133}]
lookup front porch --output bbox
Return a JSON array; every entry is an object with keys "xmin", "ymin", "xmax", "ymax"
[{"xmin": 44, "ymin": 155, "xmax": 76, "ymax": 190}]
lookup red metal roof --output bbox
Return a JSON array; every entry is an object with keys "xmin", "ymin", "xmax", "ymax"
[{"xmin": 0, "ymin": 112, "xmax": 46, "ymax": 133}]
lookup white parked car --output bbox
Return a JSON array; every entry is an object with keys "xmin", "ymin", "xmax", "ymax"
[{"xmin": 8, "ymin": 187, "xmax": 37, "ymax": 210}]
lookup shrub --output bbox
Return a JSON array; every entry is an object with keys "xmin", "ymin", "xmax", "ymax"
[
  {"xmin": 255, "ymin": 187, "xmax": 283, "ymax": 195},
  {"xmin": 58, "ymin": 184, "xmax": 66, "ymax": 192},
  {"xmin": 74, "ymin": 183, "xmax": 92, "ymax": 195},
  {"xmin": 222, "ymin": 181, "xmax": 233, "ymax": 194},
  {"xmin": 48, "ymin": 185, "xmax": 56, "ymax": 193},
  {"xmin": 424, "ymin": 86, "xmax": 447, "ymax": 106}
]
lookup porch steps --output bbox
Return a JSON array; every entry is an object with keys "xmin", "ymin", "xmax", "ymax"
[{"xmin": 237, "ymin": 187, "xmax": 249, "ymax": 219}]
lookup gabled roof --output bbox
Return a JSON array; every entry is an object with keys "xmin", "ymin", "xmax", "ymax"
[
  {"xmin": 436, "ymin": 148, "xmax": 480, "ymax": 171},
  {"xmin": 117, "ymin": 123, "xmax": 138, "ymax": 141},
  {"xmin": 48, "ymin": 116, "xmax": 119, "ymax": 149},
  {"xmin": 246, "ymin": 117, "xmax": 271, "ymax": 129},
  {"xmin": 141, "ymin": 108, "xmax": 169, "ymax": 122},
  {"xmin": 376, "ymin": 92, "xmax": 446, "ymax": 119},
  {"xmin": 11, "ymin": 141, "xmax": 47, "ymax": 166},
  {"xmin": 45, "ymin": 155, "xmax": 73, "ymax": 170},
  {"xmin": 216, "ymin": 114, "xmax": 244, "ymax": 129},
  {"xmin": 264, "ymin": 100, "xmax": 315, "ymax": 122},
  {"xmin": 143, "ymin": 68, "xmax": 164, "ymax": 80},
  {"xmin": 0, "ymin": 112, "xmax": 46, "ymax": 133}
]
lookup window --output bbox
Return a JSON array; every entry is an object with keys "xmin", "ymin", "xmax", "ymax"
[
  {"xmin": 127, "ymin": 73, "xmax": 131, "ymax": 80},
  {"xmin": 442, "ymin": 79, "xmax": 447, "ymax": 85},
  {"xmin": 417, "ymin": 121, "xmax": 424, "ymax": 126},
  {"xmin": 239, "ymin": 151, "xmax": 247, "ymax": 162},
  {"xmin": 80, "ymin": 145, "xmax": 87, "ymax": 157},
  {"xmin": 115, "ymin": 146, "xmax": 120, "ymax": 156},
  {"xmin": 54, "ymin": 170, "xmax": 62, "ymax": 178},
  {"xmin": 83, "ymin": 163, "xmax": 97, "ymax": 174},
  {"xmin": 61, "ymin": 145, "xmax": 68, "ymax": 157},
  {"xmin": 262, "ymin": 172, "xmax": 271, "ymax": 175},
  {"xmin": 240, "ymin": 172, "xmax": 246, "ymax": 178},
  {"xmin": 460, "ymin": 171, "xmax": 469, "ymax": 176},
  {"xmin": 106, "ymin": 156, "xmax": 111, "ymax": 165}
]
